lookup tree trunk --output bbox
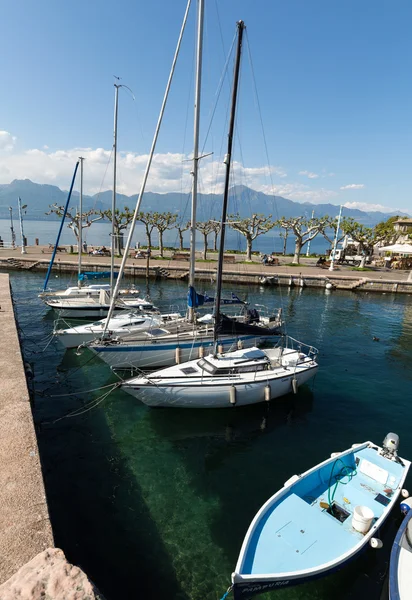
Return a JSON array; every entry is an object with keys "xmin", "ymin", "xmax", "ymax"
[
  {"xmin": 145, "ymin": 225, "xmax": 152, "ymax": 249},
  {"xmin": 246, "ymin": 235, "xmax": 252, "ymax": 261},
  {"xmin": 282, "ymin": 230, "xmax": 288, "ymax": 255},
  {"xmin": 203, "ymin": 233, "xmax": 208, "ymax": 260},
  {"xmin": 360, "ymin": 256, "xmax": 367, "ymax": 268},
  {"xmin": 178, "ymin": 230, "xmax": 184, "ymax": 251},
  {"xmin": 213, "ymin": 231, "xmax": 218, "ymax": 251},
  {"xmin": 159, "ymin": 230, "xmax": 164, "ymax": 257},
  {"xmin": 293, "ymin": 238, "xmax": 303, "ymax": 264}
]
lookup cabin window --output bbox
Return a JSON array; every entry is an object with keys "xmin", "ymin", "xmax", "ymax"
[{"xmin": 197, "ymin": 359, "xmax": 216, "ymax": 374}]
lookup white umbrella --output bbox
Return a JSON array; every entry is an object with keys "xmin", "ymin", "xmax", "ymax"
[{"xmin": 378, "ymin": 243, "xmax": 412, "ymax": 254}]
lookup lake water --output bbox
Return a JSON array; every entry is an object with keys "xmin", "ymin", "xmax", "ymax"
[
  {"xmin": 10, "ymin": 270, "xmax": 412, "ymax": 600},
  {"xmin": 0, "ymin": 218, "xmax": 330, "ymax": 256}
]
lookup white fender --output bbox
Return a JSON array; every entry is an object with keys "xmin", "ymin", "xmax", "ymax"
[
  {"xmin": 284, "ymin": 474, "xmax": 300, "ymax": 488},
  {"xmin": 401, "ymin": 489, "xmax": 410, "ymax": 498},
  {"xmin": 370, "ymin": 538, "xmax": 383, "ymax": 549}
]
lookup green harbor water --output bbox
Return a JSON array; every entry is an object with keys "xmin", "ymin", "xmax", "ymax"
[{"xmin": 10, "ymin": 271, "xmax": 412, "ymax": 600}]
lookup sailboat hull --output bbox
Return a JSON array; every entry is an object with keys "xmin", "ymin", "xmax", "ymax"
[
  {"xmin": 92, "ymin": 334, "xmax": 270, "ymax": 370},
  {"xmin": 122, "ymin": 361, "xmax": 317, "ymax": 408}
]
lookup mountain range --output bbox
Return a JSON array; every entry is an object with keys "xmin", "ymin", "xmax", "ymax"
[{"xmin": 0, "ymin": 179, "xmax": 408, "ymax": 227}]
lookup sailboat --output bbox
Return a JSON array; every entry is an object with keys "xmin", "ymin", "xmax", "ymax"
[
  {"xmin": 88, "ymin": 2, "xmax": 282, "ymax": 369},
  {"xmin": 120, "ymin": 20, "xmax": 318, "ymax": 408},
  {"xmin": 40, "ymin": 96, "xmax": 154, "ymax": 319}
]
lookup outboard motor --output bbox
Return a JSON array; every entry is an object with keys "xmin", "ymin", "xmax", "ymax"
[{"xmin": 380, "ymin": 432, "xmax": 400, "ymax": 460}]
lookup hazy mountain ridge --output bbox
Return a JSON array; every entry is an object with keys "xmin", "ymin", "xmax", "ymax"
[{"xmin": 0, "ymin": 179, "xmax": 409, "ymax": 226}]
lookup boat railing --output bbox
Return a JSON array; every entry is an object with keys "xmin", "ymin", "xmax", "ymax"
[{"xmin": 284, "ymin": 335, "xmax": 318, "ymax": 361}]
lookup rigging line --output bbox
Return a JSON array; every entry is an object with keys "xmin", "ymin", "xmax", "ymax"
[
  {"xmin": 200, "ymin": 31, "xmax": 237, "ymax": 157},
  {"xmin": 34, "ymin": 350, "xmax": 102, "ymax": 396},
  {"xmin": 244, "ymin": 31, "xmax": 280, "ymax": 222}
]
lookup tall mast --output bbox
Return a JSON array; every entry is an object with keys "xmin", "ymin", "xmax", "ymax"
[
  {"xmin": 213, "ymin": 20, "xmax": 245, "ymax": 352},
  {"xmin": 329, "ymin": 205, "xmax": 343, "ymax": 272},
  {"xmin": 17, "ymin": 197, "xmax": 26, "ymax": 254},
  {"xmin": 111, "ymin": 82, "xmax": 120, "ymax": 296},
  {"xmin": 78, "ymin": 156, "xmax": 84, "ymax": 283},
  {"xmin": 187, "ymin": 0, "xmax": 205, "ymax": 322}
]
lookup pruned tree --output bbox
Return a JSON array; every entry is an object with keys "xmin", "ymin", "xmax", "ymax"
[
  {"xmin": 279, "ymin": 227, "xmax": 289, "ymax": 256},
  {"xmin": 210, "ymin": 219, "xmax": 221, "ymax": 252},
  {"xmin": 196, "ymin": 220, "xmax": 215, "ymax": 260},
  {"xmin": 151, "ymin": 212, "xmax": 178, "ymax": 257},
  {"xmin": 322, "ymin": 215, "xmax": 352, "ymax": 250},
  {"xmin": 137, "ymin": 211, "xmax": 157, "ymax": 251},
  {"xmin": 227, "ymin": 213, "xmax": 275, "ymax": 261},
  {"xmin": 275, "ymin": 216, "xmax": 328, "ymax": 264},
  {"xmin": 98, "ymin": 206, "xmax": 134, "ymax": 255},
  {"xmin": 340, "ymin": 218, "xmax": 375, "ymax": 267},
  {"xmin": 176, "ymin": 220, "xmax": 190, "ymax": 251},
  {"xmin": 373, "ymin": 216, "xmax": 402, "ymax": 247},
  {"xmin": 46, "ymin": 204, "xmax": 103, "ymax": 248}
]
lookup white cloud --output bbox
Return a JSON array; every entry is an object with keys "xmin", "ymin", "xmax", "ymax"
[
  {"xmin": 340, "ymin": 183, "xmax": 365, "ymax": 190},
  {"xmin": 343, "ymin": 201, "xmax": 407, "ymax": 213},
  {"xmin": 0, "ymin": 131, "xmax": 16, "ymax": 151},
  {"xmin": 299, "ymin": 170, "xmax": 319, "ymax": 179}
]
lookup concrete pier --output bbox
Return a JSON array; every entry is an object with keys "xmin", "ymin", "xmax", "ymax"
[{"xmin": 0, "ymin": 273, "xmax": 53, "ymax": 583}]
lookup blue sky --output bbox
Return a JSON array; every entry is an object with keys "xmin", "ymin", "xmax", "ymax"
[{"xmin": 1, "ymin": 0, "xmax": 411, "ymax": 213}]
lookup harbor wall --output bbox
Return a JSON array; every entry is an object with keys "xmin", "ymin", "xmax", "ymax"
[{"xmin": 0, "ymin": 273, "xmax": 53, "ymax": 583}]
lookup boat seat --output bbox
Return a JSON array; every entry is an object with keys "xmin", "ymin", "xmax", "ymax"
[{"xmin": 245, "ymin": 493, "xmax": 358, "ymax": 575}]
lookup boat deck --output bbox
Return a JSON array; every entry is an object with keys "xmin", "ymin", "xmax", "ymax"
[{"xmin": 244, "ymin": 447, "xmax": 404, "ymax": 575}]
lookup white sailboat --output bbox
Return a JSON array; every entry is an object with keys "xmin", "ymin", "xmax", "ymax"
[
  {"xmin": 89, "ymin": 2, "xmax": 283, "ymax": 370},
  {"xmin": 120, "ymin": 20, "xmax": 318, "ymax": 408}
]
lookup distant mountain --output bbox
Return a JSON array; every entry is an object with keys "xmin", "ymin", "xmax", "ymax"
[{"xmin": 0, "ymin": 179, "xmax": 409, "ymax": 226}]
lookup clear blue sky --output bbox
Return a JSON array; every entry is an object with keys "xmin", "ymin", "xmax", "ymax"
[{"xmin": 1, "ymin": 0, "xmax": 411, "ymax": 213}]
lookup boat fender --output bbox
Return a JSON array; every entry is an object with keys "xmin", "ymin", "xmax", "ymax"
[
  {"xmin": 401, "ymin": 489, "xmax": 410, "ymax": 499},
  {"xmin": 292, "ymin": 378, "xmax": 298, "ymax": 394},
  {"xmin": 400, "ymin": 496, "xmax": 412, "ymax": 515},
  {"xmin": 229, "ymin": 385, "xmax": 236, "ymax": 405},
  {"xmin": 198, "ymin": 346, "xmax": 204, "ymax": 358},
  {"xmin": 175, "ymin": 347, "xmax": 182, "ymax": 364},
  {"xmin": 237, "ymin": 339, "xmax": 244, "ymax": 350},
  {"xmin": 330, "ymin": 452, "xmax": 341, "ymax": 458},
  {"xmin": 369, "ymin": 538, "xmax": 383, "ymax": 549},
  {"xmin": 264, "ymin": 385, "xmax": 271, "ymax": 402},
  {"xmin": 218, "ymin": 344, "xmax": 223, "ymax": 354},
  {"xmin": 325, "ymin": 282, "xmax": 334, "ymax": 290},
  {"xmin": 284, "ymin": 474, "xmax": 300, "ymax": 488}
]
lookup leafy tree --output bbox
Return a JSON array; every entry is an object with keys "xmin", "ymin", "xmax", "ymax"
[
  {"xmin": 98, "ymin": 206, "xmax": 134, "ymax": 255},
  {"xmin": 322, "ymin": 215, "xmax": 351, "ymax": 250},
  {"xmin": 137, "ymin": 211, "xmax": 157, "ymax": 250},
  {"xmin": 276, "ymin": 216, "xmax": 327, "ymax": 264},
  {"xmin": 46, "ymin": 205, "xmax": 103, "ymax": 248},
  {"xmin": 373, "ymin": 216, "xmax": 401, "ymax": 247},
  {"xmin": 152, "ymin": 212, "xmax": 178, "ymax": 257},
  {"xmin": 176, "ymin": 220, "xmax": 190, "ymax": 251},
  {"xmin": 340, "ymin": 218, "xmax": 375, "ymax": 267},
  {"xmin": 196, "ymin": 221, "xmax": 215, "ymax": 260},
  {"xmin": 227, "ymin": 213, "xmax": 275, "ymax": 260}
]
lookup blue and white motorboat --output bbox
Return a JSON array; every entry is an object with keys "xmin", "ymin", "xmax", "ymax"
[
  {"xmin": 389, "ymin": 497, "xmax": 412, "ymax": 599},
  {"xmin": 231, "ymin": 434, "xmax": 410, "ymax": 599}
]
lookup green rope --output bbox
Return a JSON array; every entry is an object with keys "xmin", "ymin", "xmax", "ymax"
[{"xmin": 327, "ymin": 458, "xmax": 357, "ymax": 514}]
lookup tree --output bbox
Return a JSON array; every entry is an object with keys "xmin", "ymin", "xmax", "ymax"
[
  {"xmin": 196, "ymin": 220, "xmax": 215, "ymax": 260},
  {"xmin": 46, "ymin": 205, "xmax": 103, "ymax": 248},
  {"xmin": 227, "ymin": 213, "xmax": 275, "ymax": 260},
  {"xmin": 373, "ymin": 216, "xmax": 401, "ymax": 247},
  {"xmin": 152, "ymin": 212, "xmax": 178, "ymax": 257},
  {"xmin": 98, "ymin": 206, "xmax": 134, "ymax": 255},
  {"xmin": 210, "ymin": 219, "xmax": 221, "ymax": 251},
  {"xmin": 340, "ymin": 218, "xmax": 375, "ymax": 268},
  {"xmin": 137, "ymin": 211, "xmax": 157, "ymax": 250},
  {"xmin": 176, "ymin": 220, "xmax": 190, "ymax": 251},
  {"xmin": 276, "ymin": 216, "xmax": 327, "ymax": 264},
  {"xmin": 322, "ymin": 215, "xmax": 351, "ymax": 250}
]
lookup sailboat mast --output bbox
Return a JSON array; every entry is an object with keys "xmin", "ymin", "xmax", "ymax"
[
  {"xmin": 213, "ymin": 20, "xmax": 245, "ymax": 350},
  {"xmin": 111, "ymin": 83, "xmax": 120, "ymax": 295},
  {"xmin": 187, "ymin": 0, "xmax": 205, "ymax": 322},
  {"xmin": 78, "ymin": 156, "xmax": 84, "ymax": 283}
]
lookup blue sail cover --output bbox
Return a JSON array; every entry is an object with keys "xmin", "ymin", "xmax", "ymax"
[
  {"xmin": 187, "ymin": 287, "xmax": 245, "ymax": 308},
  {"xmin": 78, "ymin": 271, "xmax": 119, "ymax": 281}
]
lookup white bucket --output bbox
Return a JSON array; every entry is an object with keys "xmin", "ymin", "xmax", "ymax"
[{"xmin": 352, "ymin": 505, "xmax": 374, "ymax": 534}]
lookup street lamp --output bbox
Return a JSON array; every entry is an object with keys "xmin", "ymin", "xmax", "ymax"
[
  {"xmin": 9, "ymin": 207, "xmax": 16, "ymax": 249},
  {"xmin": 18, "ymin": 197, "xmax": 27, "ymax": 254}
]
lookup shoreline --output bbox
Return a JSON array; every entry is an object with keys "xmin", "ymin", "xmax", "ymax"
[{"xmin": 1, "ymin": 245, "xmax": 411, "ymax": 294}]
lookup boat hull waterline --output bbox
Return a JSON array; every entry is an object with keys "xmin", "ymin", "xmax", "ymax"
[{"xmin": 231, "ymin": 440, "xmax": 410, "ymax": 599}]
